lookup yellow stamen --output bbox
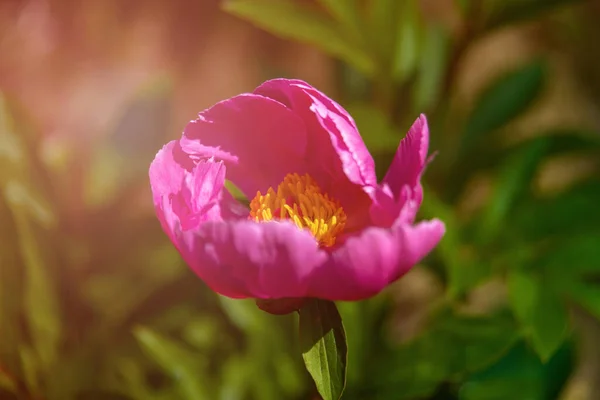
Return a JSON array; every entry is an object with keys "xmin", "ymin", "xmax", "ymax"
[{"xmin": 249, "ymin": 173, "xmax": 347, "ymax": 247}]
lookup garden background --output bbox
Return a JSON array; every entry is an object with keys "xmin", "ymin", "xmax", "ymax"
[{"xmin": 1, "ymin": 0, "xmax": 600, "ymax": 399}]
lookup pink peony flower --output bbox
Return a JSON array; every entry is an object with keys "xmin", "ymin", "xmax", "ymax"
[{"xmin": 149, "ymin": 79, "xmax": 444, "ymax": 304}]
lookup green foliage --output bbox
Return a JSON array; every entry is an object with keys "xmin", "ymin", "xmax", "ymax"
[
  {"xmin": 482, "ymin": 0, "xmax": 586, "ymax": 30},
  {"xmin": 2, "ymin": 0, "xmax": 600, "ymax": 399},
  {"xmin": 462, "ymin": 60, "xmax": 547, "ymax": 153},
  {"xmin": 299, "ymin": 300, "xmax": 348, "ymax": 400},
  {"xmin": 223, "ymin": 0, "xmax": 375, "ymax": 76}
]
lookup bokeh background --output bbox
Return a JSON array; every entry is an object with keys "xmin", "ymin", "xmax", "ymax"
[{"xmin": 1, "ymin": 0, "xmax": 600, "ymax": 399}]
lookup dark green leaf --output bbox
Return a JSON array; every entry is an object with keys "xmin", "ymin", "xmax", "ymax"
[
  {"xmin": 545, "ymin": 234, "xmax": 600, "ymax": 277},
  {"xmin": 134, "ymin": 327, "xmax": 210, "ymax": 400},
  {"xmin": 564, "ymin": 282, "xmax": 600, "ymax": 321},
  {"xmin": 480, "ymin": 137, "xmax": 550, "ymax": 242},
  {"xmin": 223, "ymin": 0, "xmax": 375, "ymax": 76},
  {"xmin": 483, "ymin": 0, "xmax": 586, "ymax": 30},
  {"xmin": 299, "ymin": 299, "xmax": 347, "ymax": 400},
  {"xmin": 462, "ymin": 60, "xmax": 546, "ymax": 152},
  {"xmin": 373, "ymin": 309, "xmax": 518, "ymax": 399},
  {"xmin": 459, "ymin": 340, "xmax": 574, "ymax": 400},
  {"xmin": 511, "ymin": 179, "xmax": 600, "ymax": 241},
  {"xmin": 507, "ymin": 270, "xmax": 569, "ymax": 361},
  {"xmin": 420, "ymin": 187, "xmax": 488, "ymax": 297}
]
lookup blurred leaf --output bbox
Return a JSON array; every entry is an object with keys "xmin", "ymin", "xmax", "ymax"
[
  {"xmin": 3, "ymin": 180, "xmax": 55, "ymax": 228},
  {"xmin": 445, "ymin": 128, "xmax": 600, "ymax": 203},
  {"xmin": 224, "ymin": 180, "xmax": 249, "ymax": 206},
  {"xmin": 316, "ymin": 0, "xmax": 362, "ymax": 41},
  {"xmin": 462, "ymin": 60, "xmax": 547, "ymax": 152},
  {"xmin": 413, "ymin": 24, "xmax": 450, "ymax": 111},
  {"xmin": 483, "ymin": 0, "xmax": 585, "ymax": 30},
  {"xmin": 19, "ymin": 347, "xmax": 41, "ymax": 395},
  {"xmin": 181, "ymin": 317, "xmax": 220, "ymax": 351},
  {"xmin": 219, "ymin": 355, "xmax": 249, "ymax": 400},
  {"xmin": 5, "ymin": 194, "xmax": 61, "ymax": 377},
  {"xmin": 345, "ymin": 103, "xmax": 399, "ymax": 152},
  {"xmin": 366, "ymin": 0, "xmax": 400, "ymax": 66},
  {"xmin": 512, "ymin": 179, "xmax": 600, "ymax": 241},
  {"xmin": 507, "ymin": 270, "xmax": 569, "ymax": 361},
  {"xmin": 0, "ymin": 94, "xmax": 27, "ymax": 174},
  {"xmin": 224, "ymin": 0, "xmax": 375, "ymax": 76},
  {"xmin": 456, "ymin": 0, "xmax": 470, "ymax": 14},
  {"xmin": 84, "ymin": 244, "xmax": 183, "ymax": 325},
  {"xmin": 544, "ymin": 234, "xmax": 600, "ymax": 277},
  {"xmin": 480, "ymin": 137, "xmax": 550, "ymax": 242},
  {"xmin": 218, "ymin": 297, "xmax": 269, "ymax": 334},
  {"xmin": 0, "ymin": 94, "xmax": 56, "ymax": 228},
  {"xmin": 420, "ymin": 187, "xmax": 486, "ymax": 297},
  {"xmin": 0, "ymin": 221, "xmax": 21, "ymax": 374},
  {"xmin": 134, "ymin": 327, "xmax": 210, "ymax": 400},
  {"xmin": 299, "ymin": 299, "xmax": 347, "ymax": 400},
  {"xmin": 374, "ymin": 309, "xmax": 518, "ymax": 399},
  {"xmin": 565, "ymin": 282, "xmax": 600, "ymax": 321},
  {"xmin": 0, "ymin": 368, "xmax": 17, "ymax": 395},
  {"xmin": 392, "ymin": 0, "xmax": 421, "ymax": 82},
  {"xmin": 459, "ymin": 340, "xmax": 573, "ymax": 400},
  {"xmin": 112, "ymin": 357, "xmax": 160, "ymax": 400}
]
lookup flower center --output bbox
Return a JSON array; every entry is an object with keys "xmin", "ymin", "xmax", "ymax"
[{"xmin": 249, "ymin": 173, "xmax": 347, "ymax": 247}]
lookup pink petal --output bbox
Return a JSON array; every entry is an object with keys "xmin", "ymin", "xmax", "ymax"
[
  {"xmin": 149, "ymin": 140, "xmax": 235, "ymax": 246},
  {"xmin": 178, "ymin": 220, "xmax": 328, "ymax": 299},
  {"xmin": 254, "ymin": 79, "xmax": 377, "ymax": 229},
  {"xmin": 149, "ymin": 140, "xmax": 194, "ymax": 206},
  {"xmin": 308, "ymin": 219, "xmax": 446, "ymax": 300},
  {"xmin": 382, "ymin": 114, "xmax": 429, "ymax": 205},
  {"xmin": 180, "ymin": 93, "xmax": 308, "ymax": 198}
]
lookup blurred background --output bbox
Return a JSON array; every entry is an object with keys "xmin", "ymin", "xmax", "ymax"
[{"xmin": 1, "ymin": 0, "xmax": 600, "ymax": 399}]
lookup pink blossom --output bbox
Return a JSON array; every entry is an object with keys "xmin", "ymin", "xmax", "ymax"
[{"xmin": 149, "ymin": 79, "xmax": 445, "ymax": 302}]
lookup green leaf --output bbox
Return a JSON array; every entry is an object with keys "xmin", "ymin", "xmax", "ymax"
[
  {"xmin": 5, "ymin": 193, "xmax": 61, "ymax": 375},
  {"xmin": 19, "ymin": 346, "xmax": 41, "ymax": 395},
  {"xmin": 373, "ymin": 309, "xmax": 518, "ymax": 399},
  {"xmin": 483, "ymin": 0, "xmax": 585, "ymax": 30},
  {"xmin": 366, "ymin": 0, "xmax": 400, "ymax": 66},
  {"xmin": 565, "ymin": 282, "xmax": 600, "ymax": 321},
  {"xmin": 480, "ymin": 137, "xmax": 550, "ymax": 242},
  {"xmin": 511, "ymin": 179, "xmax": 600, "ymax": 241},
  {"xmin": 507, "ymin": 270, "xmax": 569, "ymax": 361},
  {"xmin": 223, "ymin": 0, "xmax": 375, "ymax": 76},
  {"xmin": 316, "ymin": 0, "xmax": 362, "ymax": 40},
  {"xmin": 134, "ymin": 326, "xmax": 210, "ymax": 400},
  {"xmin": 459, "ymin": 340, "xmax": 573, "ymax": 400},
  {"xmin": 413, "ymin": 24, "xmax": 450, "ymax": 111},
  {"xmin": 462, "ymin": 60, "xmax": 546, "ymax": 152},
  {"xmin": 299, "ymin": 299, "xmax": 347, "ymax": 400},
  {"xmin": 392, "ymin": 0, "xmax": 421, "ymax": 83},
  {"xmin": 420, "ymin": 187, "xmax": 490, "ymax": 297}
]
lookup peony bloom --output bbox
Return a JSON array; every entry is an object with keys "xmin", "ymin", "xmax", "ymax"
[{"xmin": 149, "ymin": 79, "xmax": 444, "ymax": 305}]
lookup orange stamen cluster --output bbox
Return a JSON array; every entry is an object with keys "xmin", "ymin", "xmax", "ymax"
[{"xmin": 249, "ymin": 173, "xmax": 346, "ymax": 247}]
